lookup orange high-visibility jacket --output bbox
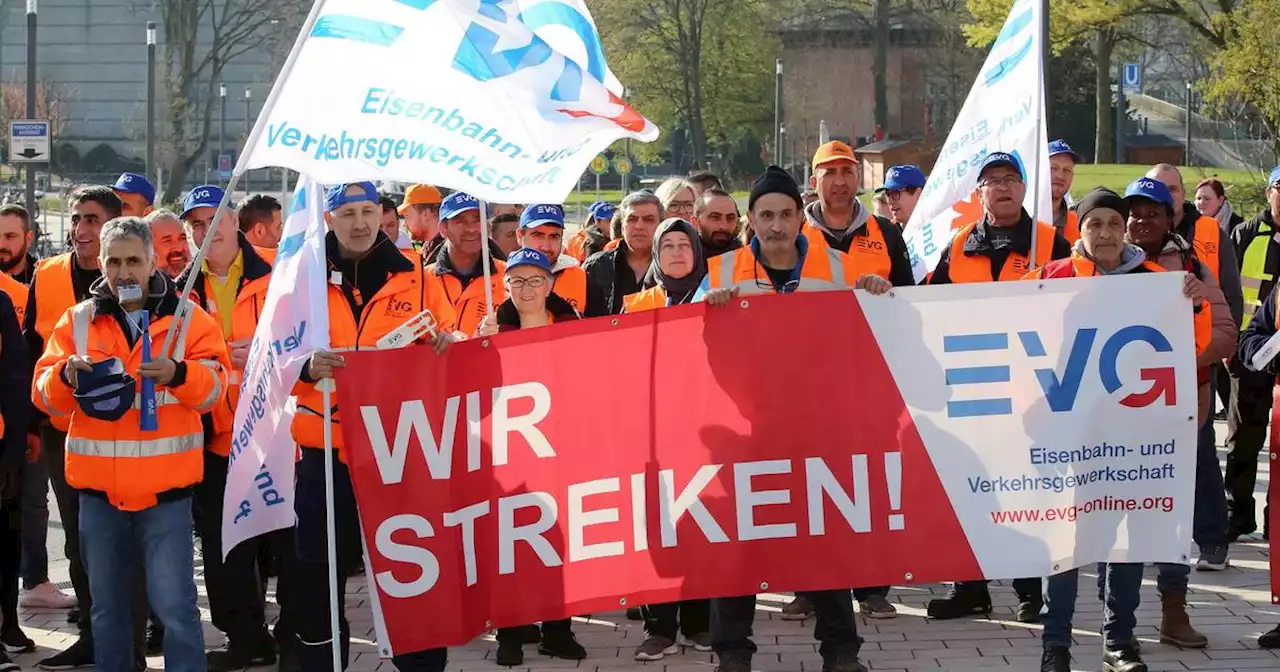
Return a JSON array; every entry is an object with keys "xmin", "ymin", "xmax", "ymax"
[
  {"xmin": 0, "ymin": 271, "xmax": 27, "ymax": 326},
  {"xmin": 947, "ymin": 220, "xmax": 1058, "ymax": 283},
  {"xmin": 425, "ymin": 254, "xmax": 506, "ymax": 337},
  {"xmin": 32, "ymin": 281, "xmax": 230, "ymax": 511},
  {"xmin": 292, "ymin": 260, "xmax": 455, "ymax": 464},
  {"xmin": 177, "ymin": 238, "xmax": 274, "ymax": 457},
  {"xmin": 703, "ymin": 236, "xmax": 855, "ymax": 296},
  {"xmin": 552, "ymin": 261, "xmax": 587, "ymax": 314},
  {"xmin": 622, "ymin": 285, "xmax": 669, "ymax": 313}
]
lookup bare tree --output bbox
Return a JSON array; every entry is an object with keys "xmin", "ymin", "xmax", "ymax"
[
  {"xmin": 158, "ymin": 0, "xmax": 307, "ymax": 202},
  {"xmin": 0, "ymin": 79, "xmax": 74, "ymax": 152}
]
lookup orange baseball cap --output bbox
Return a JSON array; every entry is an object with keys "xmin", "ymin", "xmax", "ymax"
[
  {"xmin": 398, "ymin": 184, "xmax": 443, "ymax": 214},
  {"xmin": 812, "ymin": 141, "xmax": 858, "ymax": 170}
]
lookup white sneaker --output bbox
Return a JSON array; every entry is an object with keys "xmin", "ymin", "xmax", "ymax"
[{"xmin": 19, "ymin": 582, "xmax": 76, "ymax": 609}]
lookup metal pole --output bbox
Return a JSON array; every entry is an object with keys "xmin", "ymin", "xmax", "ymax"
[
  {"xmin": 1184, "ymin": 81, "xmax": 1193, "ymax": 166},
  {"xmin": 25, "ymin": 0, "xmax": 37, "ymax": 239},
  {"xmin": 1041, "ymin": 0, "xmax": 1051, "ymax": 121},
  {"xmin": 1114, "ymin": 61, "xmax": 1125, "ymax": 164},
  {"xmin": 244, "ymin": 88, "xmax": 251, "ymax": 140},
  {"xmin": 780, "ymin": 125, "xmax": 787, "ymax": 174},
  {"xmin": 774, "ymin": 59, "xmax": 783, "ymax": 165},
  {"xmin": 622, "ymin": 87, "xmax": 631, "ymax": 194},
  {"xmin": 219, "ymin": 83, "xmax": 227, "ymax": 171},
  {"xmin": 146, "ymin": 21, "xmax": 156, "ymax": 183}
]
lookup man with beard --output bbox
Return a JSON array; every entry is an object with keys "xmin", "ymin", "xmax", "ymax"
[
  {"xmin": 515, "ymin": 205, "xmax": 587, "ymax": 312},
  {"xmin": 692, "ymin": 188, "xmax": 742, "ymax": 258},
  {"xmin": 0, "ymin": 205, "xmax": 36, "ymax": 284},
  {"xmin": 144, "ymin": 210, "xmax": 193, "ymax": 279},
  {"xmin": 236, "ymin": 194, "xmax": 283, "ymax": 250},
  {"xmin": 802, "ymin": 142, "xmax": 915, "ymax": 288},
  {"xmin": 1048, "ymin": 141, "xmax": 1081, "ymax": 244},
  {"xmin": 398, "ymin": 184, "xmax": 443, "ymax": 251},
  {"xmin": 112, "ymin": 173, "xmax": 155, "ymax": 218}
]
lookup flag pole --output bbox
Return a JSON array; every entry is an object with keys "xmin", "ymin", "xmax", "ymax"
[
  {"xmin": 1027, "ymin": 0, "xmax": 1047, "ymax": 271},
  {"xmin": 479, "ymin": 200, "xmax": 495, "ymax": 322},
  {"xmin": 320, "ymin": 378, "xmax": 342, "ymax": 672},
  {"xmin": 163, "ymin": 0, "xmax": 328, "ymax": 355}
]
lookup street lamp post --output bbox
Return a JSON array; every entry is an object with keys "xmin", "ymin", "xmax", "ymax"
[
  {"xmin": 1184, "ymin": 81, "xmax": 1193, "ymax": 167},
  {"xmin": 146, "ymin": 21, "xmax": 156, "ymax": 183},
  {"xmin": 774, "ymin": 59, "xmax": 783, "ymax": 167},
  {"xmin": 219, "ymin": 83, "xmax": 227, "ymax": 175},
  {"xmin": 25, "ymin": 0, "xmax": 38, "ymax": 237},
  {"xmin": 779, "ymin": 124, "xmax": 787, "ymax": 174},
  {"xmin": 244, "ymin": 87, "xmax": 252, "ymax": 139}
]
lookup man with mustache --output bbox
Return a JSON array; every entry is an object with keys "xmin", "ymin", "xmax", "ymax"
[
  {"xmin": 803, "ymin": 142, "xmax": 915, "ymax": 289},
  {"xmin": 692, "ymin": 188, "xmax": 742, "ymax": 259},
  {"xmin": 0, "ymin": 204, "xmax": 36, "ymax": 285},
  {"xmin": 144, "ymin": 210, "xmax": 193, "ymax": 279},
  {"xmin": 924, "ymin": 152, "xmax": 1070, "ymax": 624},
  {"xmin": 424, "ymin": 192, "xmax": 505, "ymax": 336}
]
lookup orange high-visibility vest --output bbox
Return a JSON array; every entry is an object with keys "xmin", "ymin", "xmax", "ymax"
[
  {"xmin": 0, "ymin": 271, "xmax": 27, "ymax": 326},
  {"xmin": 32, "ymin": 296, "xmax": 229, "ymax": 511},
  {"xmin": 947, "ymin": 220, "xmax": 1057, "ymax": 283},
  {"xmin": 552, "ymin": 264, "xmax": 587, "ymax": 314},
  {"xmin": 424, "ymin": 258, "xmax": 506, "ymax": 337},
  {"xmin": 1189, "ymin": 215, "xmax": 1221, "ymax": 280},
  {"xmin": 705, "ymin": 241, "xmax": 854, "ymax": 295},
  {"xmin": 622, "ymin": 286, "xmax": 669, "ymax": 313}
]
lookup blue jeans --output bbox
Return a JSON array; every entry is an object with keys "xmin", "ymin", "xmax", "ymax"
[
  {"xmin": 1043, "ymin": 563, "xmax": 1142, "ymax": 649},
  {"xmin": 19, "ymin": 456, "xmax": 50, "ymax": 588},
  {"xmin": 1193, "ymin": 410, "xmax": 1229, "ymax": 547},
  {"xmin": 79, "ymin": 494, "xmax": 205, "ymax": 672}
]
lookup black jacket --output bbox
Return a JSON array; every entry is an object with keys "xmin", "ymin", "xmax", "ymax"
[
  {"xmin": 928, "ymin": 210, "xmax": 1071, "ymax": 284},
  {"xmin": 0, "ymin": 290, "xmax": 29, "ymax": 470},
  {"xmin": 1238, "ymin": 282, "xmax": 1280, "ymax": 379},
  {"xmin": 583, "ymin": 245, "xmax": 645, "ymax": 317},
  {"xmin": 495, "ymin": 294, "xmax": 580, "ymax": 330}
]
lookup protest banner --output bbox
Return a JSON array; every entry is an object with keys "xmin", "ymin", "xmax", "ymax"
[
  {"xmin": 901, "ymin": 0, "xmax": 1052, "ymax": 281},
  {"xmin": 335, "ymin": 273, "xmax": 1198, "ymax": 653},
  {"xmin": 221, "ymin": 178, "xmax": 330, "ymax": 557},
  {"xmin": 237, "ymin": 0, "xmax": 658, "ymax": 202}
]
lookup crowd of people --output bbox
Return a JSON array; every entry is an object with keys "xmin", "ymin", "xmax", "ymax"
[{"xmin": 0, "ymin": 140, "xmax": 1276, "ymax": 672}]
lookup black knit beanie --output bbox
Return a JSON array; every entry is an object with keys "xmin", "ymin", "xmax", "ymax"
[
  {"xmin": 1075, "ymin": 187, "xmax": 1129, "ymax": 223},
  {"xmin": 748, "ymin": 166, "xmax": 803, "ymax": 211}
]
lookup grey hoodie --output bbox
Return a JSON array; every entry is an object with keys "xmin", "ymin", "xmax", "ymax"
[
  {"xmin": 1071, "ymin": 240, "xmax": 1147, "ymax": 275},
  {"xmin": 803, "ymin": 200, "xmax": 871, "ymax": 250}
]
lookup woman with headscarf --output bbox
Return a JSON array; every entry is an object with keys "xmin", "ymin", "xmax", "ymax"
[{"xmin": 622, "ymin": 218, "xmax": 706, "ymax": 312}]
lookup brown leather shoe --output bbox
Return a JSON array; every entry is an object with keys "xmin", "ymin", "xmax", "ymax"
[{"xmin": 1158, "ymin": 589, "xmax": 1207, "ymax": 648}]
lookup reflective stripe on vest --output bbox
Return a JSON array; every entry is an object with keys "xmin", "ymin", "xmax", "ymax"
[
  {"xmin": 1239, "ymin": 221, "xmax": 1272, "ymax": 329},
  {"xmin": 715, "ymin": 247, "xmax": 849, "ymax": 295},
  {"xmin": 66, "ymin": 432, "xmax": 203, "ymax": 459}
]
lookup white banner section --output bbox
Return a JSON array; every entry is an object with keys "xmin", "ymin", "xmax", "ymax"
[
  {"xmin": 859, "ymin": 272, "xmax": 1198, "ymax": 577},
  {"xmin": 221, "ymin": 176, "xmax": 331, "ymax": 558},
  {"xmin": 240, "ymin": 0, "xmax": 658, "ymax": 203},
  {"xmin": 901, "ymin": 0, "xmax": 1051, "ymax": 281}
]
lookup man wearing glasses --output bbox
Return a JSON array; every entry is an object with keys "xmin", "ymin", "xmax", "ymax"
[
  {"xmin": 928, "ymin": 152, "xmax": 1070, "ymax": 286},
  {"xmin": 925, "ymin": 151, "xmax": 1070, "ymax": 623},
  {"xmin": 803, "ymin": 142, "xmax": 915, "ymax": 289}
]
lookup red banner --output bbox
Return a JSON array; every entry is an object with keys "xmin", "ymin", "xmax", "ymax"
[{"xmin": 335, "ymin": 292, "xmax": 982, "ymax": 653}]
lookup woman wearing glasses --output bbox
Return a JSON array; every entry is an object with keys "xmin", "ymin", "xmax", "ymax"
[
  {"xmin": 478, "ymin": 248, "xmax": 582, "ymax": 335},
  {"xmin": 655, "ymin": 177, "xmax": 697, "ymax": 220}
]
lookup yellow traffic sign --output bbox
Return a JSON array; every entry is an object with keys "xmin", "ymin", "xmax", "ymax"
[{"xmin": 589, "ymin": 155, "xmax": 610, "ymax": 175}]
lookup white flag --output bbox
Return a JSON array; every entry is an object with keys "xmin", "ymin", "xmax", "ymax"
[
  {"xmin": 239, "ymin": 0, "xmax": 658, "ymax": 203},
  {"xmin": 901, "ymin": 0, "xmax": 1051, "ymax": 281},
  {"xmin": 221, "ymin": 176, "xmax": 330, "ymax": 558}
]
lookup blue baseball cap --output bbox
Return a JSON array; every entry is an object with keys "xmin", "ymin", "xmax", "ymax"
[
  {"xmin": 520, "ymin": 204, "xmax": 565, "ymax": 229},
  {"xmin": 505, "ymin": 247, "xmax": 552, "ymax": 274},
  {"xmin": 113, "ymin": 173, "xmax": 156, "ymax": 206},
  {"xmin": 73, "ymin": 358, "xmax": 137, "ymax": 422},
  {"xmin": 181, "ymin": 185, "xmax": 225, "ymax": 218},
  {"xmin": 1268, "ymin": 166, "xmax": 1280, "ymax": 187},
  {"xmin": 588, "ymin": 201, "xmax": 616, "ymax": 220},
  {"xmin": 440, "ymin": 192, "xmax": 479, "ymax": 220},
  {"xmin": 1124, "ymin": 177, "xmax": 1175, "ymax": 211},
  {"xmin": 979, "ymin": 152, "xmax": 1023, "ymax": 180},
  {"xmin": 324, "ymin": 182, "xmax": 378, "ymax": 212},
  {"xmin": 1048, "ymin": 139, "xmax": 1082, "ymax": 163},
  {"xmin": 877, "ymin": 165, "xmax": 926, "ymax": 192}
]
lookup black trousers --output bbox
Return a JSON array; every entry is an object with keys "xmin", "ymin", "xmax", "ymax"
[
  {"xmin": 495, "ymin": 619, "xmax": 572, "ymax": 645},
  {"xmin": 1225, "ymin": 374, "xmax": 1274, "ymax": 533},
  {"xmin": 294, "ymin": 449, "xmax": 446, "ymax": 672},
  {"xmin": 640, "ymin": 600, "xmax": 709, "ymax": 641},
  {"xmin": 41, "ymin": 425, "xmax": 147, "ymax": 647},
  {"xmin": 193, "ymin": 451, "xmax": 270, "ymax": 647},
  {"xmin": 711, "ymin": 590, "xmax": 858, "ymax": 664},
  {"xmin": 954, "ymin": 578, "xmax": 1042, "ymax": 602},
  {"xmin": 1, "ymin": 471, "xmax": 20, "ymax": 635}
]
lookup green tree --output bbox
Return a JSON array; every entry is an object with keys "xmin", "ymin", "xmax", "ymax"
[
  {"xmin": 594, "ymin": 0, "xmax": 775, "ymax": 170},
  {"xmin": 1203, "ymin": 0, "xmax": 1280, "ymax": 161}
]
